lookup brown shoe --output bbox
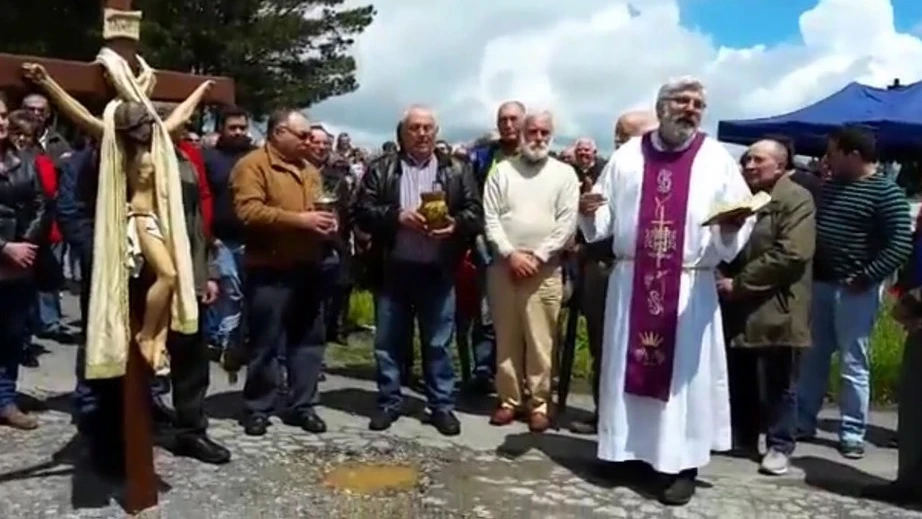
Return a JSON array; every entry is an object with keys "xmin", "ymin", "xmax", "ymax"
[
  {"xmin": 529, "ymin": 412, "xmax": 550, "ymax": 433},
  {"xmin": 489, "ymin": 406, "xmax": 516, "ymax": 426},
  {"xmin": 0, "ymin": 404, "xmax": 38, "ymax": 430}
]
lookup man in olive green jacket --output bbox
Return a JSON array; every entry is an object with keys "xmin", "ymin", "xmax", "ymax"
[{"xmin": 718, "ymin": 139, "xmax": 816, "ymax": 476}]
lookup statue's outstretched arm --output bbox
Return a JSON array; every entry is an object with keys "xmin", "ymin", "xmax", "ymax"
[
  {"xmin": 163, "ymin": 80, "xmax": 214, "ymax": 134},
  {"xmin": 21, "ymin": 63, "xmax": 105, "ymax": 139}
]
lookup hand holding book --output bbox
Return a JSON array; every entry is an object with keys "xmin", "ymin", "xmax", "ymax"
[{"xmin": 702, "ymin": 191, "xmax": 771, "ymax": 227}]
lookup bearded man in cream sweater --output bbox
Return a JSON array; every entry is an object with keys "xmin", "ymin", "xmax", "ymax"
[{"xmin": 483, "ymin": 110, "xmax": 580, "ymax": 432}]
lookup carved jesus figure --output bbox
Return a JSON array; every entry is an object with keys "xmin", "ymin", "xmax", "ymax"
[{"xmin": 21, "ymin": 62, "xmax": 212, "ymax": 370}]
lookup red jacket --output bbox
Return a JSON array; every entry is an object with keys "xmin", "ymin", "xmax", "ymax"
[
  {"xmin": 178, "ymin": 140, "xmax": 213, "ymax": 239},
  {"xmin": 454, "ymin": 250, "xmax": 479, "ymax": 319},
  {"xmin": 35, "ymin": 154, "xmax": 63, "ymax": 244}
]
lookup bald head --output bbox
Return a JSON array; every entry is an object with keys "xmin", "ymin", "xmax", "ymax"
[
  {"xmin": 742, "ymin": 139, "xmax": 789, "ymax": 190},
  {"xmin": 614, "ymin": 111, "xmax": 658, "ymax": 148},
  {"xmin": 267, "ymin": 108, "xmax": 311, "ymax": 161},
  {"xmin": 751, "ymin": 139, "xmax": 788, "ymax": 165}
]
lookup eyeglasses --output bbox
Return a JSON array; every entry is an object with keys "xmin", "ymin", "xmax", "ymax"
[{"xmin": 278, "ymin": 125, "xmax": 311, "ymax": 141}]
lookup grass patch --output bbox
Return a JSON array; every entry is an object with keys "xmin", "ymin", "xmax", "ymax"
[{"xmin": 342, "ymin": 290, "xmax": 907, "ymax": 404}]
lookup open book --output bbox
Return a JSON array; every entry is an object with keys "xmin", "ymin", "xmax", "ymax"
[{"xmin": 702, "ymin": 191, "xmax": 771, "ymax": 226}]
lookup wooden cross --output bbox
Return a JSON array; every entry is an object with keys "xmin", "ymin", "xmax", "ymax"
[
  {"xmin": 0, "ymin": 1, "xmax": 235, "ymax": 515},
  {"xmin": 0, "ymin": 0, "xmax": 235, "ymax": 104}
]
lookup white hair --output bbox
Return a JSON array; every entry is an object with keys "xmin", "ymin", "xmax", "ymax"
[
  {"xmin": 22, "ymin": 92, "xmax": 49, "ymax": 105},
  {"xmin": 401, "ymin": 104, "xmax": 438, "ymax": 125},
  {"xmin": 524, "ymin": 109, "xmax": 554, "ymax": 128},
  {"xmin": 574, "ymin": 137, "xmax": 596, "ymax": 150},
  {"xmin": 655, "ymin": 76, "xmax": 706, "ymax": 115}
]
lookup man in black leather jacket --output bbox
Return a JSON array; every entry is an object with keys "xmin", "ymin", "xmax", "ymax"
[
  {"xmin": 352, "ymin": 105, "xmax": 483, "ymax": 436},
  {"xmin": 0, "ymin": 141, "xmax": 51, "ymax": 430}
]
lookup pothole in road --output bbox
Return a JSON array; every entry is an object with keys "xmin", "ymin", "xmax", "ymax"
[{"xmin": 323, "ymin": 462, "xmax": 422, "ymax": 494}]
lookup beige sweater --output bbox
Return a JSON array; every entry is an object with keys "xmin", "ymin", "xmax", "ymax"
[{"xmin": 483, "ymin": 156, "xmax": 580, "ymax": 262}]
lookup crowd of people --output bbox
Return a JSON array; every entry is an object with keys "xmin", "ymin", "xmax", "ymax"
[{"xmin": 0, "ymin": 73, "xmax": 921, "ymax": 508}]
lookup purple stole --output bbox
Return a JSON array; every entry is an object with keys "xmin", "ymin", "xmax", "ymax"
[{"xmin": 623, "ymin": 132, "xmax": 706, "ymax": 402}]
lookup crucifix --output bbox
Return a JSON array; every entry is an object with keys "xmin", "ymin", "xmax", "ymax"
[{"xmin": 0, "ymin": 1, "xmax": 235, "ymax": 514}]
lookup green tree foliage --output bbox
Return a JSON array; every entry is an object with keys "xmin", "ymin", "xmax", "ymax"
[{"xmin": 0, "ymin": 0, "xmax": 375, "ymax": 117}]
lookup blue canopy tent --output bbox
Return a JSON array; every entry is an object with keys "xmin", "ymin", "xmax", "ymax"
[{"xmin": 717, "ymin": 79, "xmax": 922, "ymax": 157}]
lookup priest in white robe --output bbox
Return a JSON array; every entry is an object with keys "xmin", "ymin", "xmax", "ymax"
[{"xmin": 578, "ymin": 76, "xmax": 755, "ymax": 506}]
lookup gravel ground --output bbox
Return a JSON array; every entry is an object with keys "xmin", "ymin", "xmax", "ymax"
[{"xmin": 0, "ymin": 294, "xmax": 919, "ymax": 518}]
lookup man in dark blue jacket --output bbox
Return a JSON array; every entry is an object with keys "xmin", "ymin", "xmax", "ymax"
[
  {"xmin": 57, "ymin": 146, "xmax": 126, "ymax": 475},
  {"xmin": 463, "ymin": 100, "xmax": 524, "ymax": 394},
  {"xmin": 202, "ymin": 107, "xmax": 254, "ymax": 364}
]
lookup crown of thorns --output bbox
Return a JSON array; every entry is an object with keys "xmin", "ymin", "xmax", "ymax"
[{"xmin": 113, "ymin": 102, "xmax": 154, "ymax": 131}]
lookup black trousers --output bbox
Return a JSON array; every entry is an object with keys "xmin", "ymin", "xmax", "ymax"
[
  {"xmin": 78, "ymin": 303, "xmax": 211, "ymax": 466},
  {"xmin": 243, "ymin": 266, "xmax": 326, "ymax": 417},
  {"xmin": 579, "ymin": 261, "xmax": 607, "ymax": 413},
  {"xmin": 728, "ymin": 346, "xmax": 800, "ymax": 455},
  {"xmin": 166, "ymin": 312, "xmax": 210, "ymax": 437}
]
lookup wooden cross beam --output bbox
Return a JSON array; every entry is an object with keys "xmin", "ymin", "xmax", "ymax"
[
  {"xmin": 0, "ymin": 0, "xmax": 235, "ymax": 105},
  {"xmin": 0, "ymin": 1, "xmax": 236, "ymax": 515}
]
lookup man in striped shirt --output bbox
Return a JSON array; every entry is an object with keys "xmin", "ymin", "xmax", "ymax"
[{"xmin": 795, "ymin": 126, "xmax": 911, "ymax": 459}]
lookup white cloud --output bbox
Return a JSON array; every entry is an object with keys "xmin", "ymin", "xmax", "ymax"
[{"xmin": 310, "ymin": 0, "xmax": 922, "ymax": 154}]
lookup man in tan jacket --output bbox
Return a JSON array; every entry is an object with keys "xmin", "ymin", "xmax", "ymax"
[{"xmin": 231, "ymin": 108, "xmax": 338, "ymax": 437}]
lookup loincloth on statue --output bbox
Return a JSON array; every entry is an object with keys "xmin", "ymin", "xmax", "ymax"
[{"xmin": 126, "ymin": 208, "xmax": 166, "ymax": 278}]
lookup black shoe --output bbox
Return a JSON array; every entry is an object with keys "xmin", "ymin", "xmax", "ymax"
[
  {"xmin": 431, "ymin": 410, "xmax": 461, "ymax": 436},
  {"xmin": 174, "ymin": 434, "xmax": 231, "ymax": 465},
  {"xmin": 861, "ymin": 481, "xmax": 920, "ymax": 504},
  {"xmin": 569, "ymin": 416, "xmax": 598, "ymax": 435},
  {"xmin": 888, "ymin": 436, "xmax": 898, "ymax": 449},
  {"xmin": 839, "ymin": 441, "xmax": 865, "ymax": 460},
  {"xmin": 369, "ymin": 408, "xmax": 401, "ymax": 431},
  {"xmin": 283, "ymin": 411, "xmax": 327, "ymax": 434},
  {"xmin": 658, "ymin": 469, "xmax": 697, "ymax": 506},
  {"xmin": 151, "ymin": 396, "xmax": 176, "ymax": 430},
  {"xmin": 465, "ymin": 376, "xmax": 495, "ymax": 396},
  {"xmin": 794, "ymin": 429, "xmax": 816, "ymax": 442},
  {"xmin": 243, "ymin": 415, "xmax": 269, "ymax": 436}
]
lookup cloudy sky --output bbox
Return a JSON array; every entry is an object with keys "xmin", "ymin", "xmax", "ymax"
[{"xmin": 310, "ymin": 0, "xmax": 922, "ymax": 153}]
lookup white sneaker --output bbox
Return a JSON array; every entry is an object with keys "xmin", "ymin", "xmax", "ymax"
[{"xmin": 760, "ymin": 449, "xmax": 789, "ymax": 476}]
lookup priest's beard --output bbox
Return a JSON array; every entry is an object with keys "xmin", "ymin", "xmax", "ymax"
[
  {"xmin": 659, "ymin": 113, "xmax": 697, "ymax": 147},
  {"xmin": 521, "ymin": 140, "xmax": 551, "ymax": 164}
]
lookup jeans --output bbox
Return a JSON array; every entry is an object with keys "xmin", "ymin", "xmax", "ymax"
[
  {"xmin": 204, "ymin": 241, "xmax": 244, "ymax": 351},
  {"xmin": 28, "ymin": 243, "xmax": 64, "ymax": 341},
  {"xmin": 374, "ymin": 261, "xmax": 456, "ymax": 412},
  {"xmin": 243, "ymin": 265, "xmax": 327, "ymax": 418},
  {"xmin": 796, "ymin": 281, "xmax": 882, "ymax": 444},
  {"xmin": 62, "ymin": 243, "xmax": 82, "ymax": 281},
  {"xmin": 0, "ymin": 279, "xmax": 35, "ymax": 407},
  {"xmin": 470, "ymin": 265, "xmax": 495, "ymax": 381}
]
